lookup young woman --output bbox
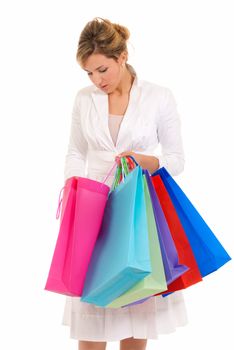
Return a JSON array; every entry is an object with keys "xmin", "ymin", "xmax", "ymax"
[{"xmin": 62, "ymin": 17, "xmax": 188, "ymax": 350}]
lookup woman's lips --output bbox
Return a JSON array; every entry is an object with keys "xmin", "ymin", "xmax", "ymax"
[{"xmin": 101, "ymin": 84, "xmax": 108, "ymax": 89}]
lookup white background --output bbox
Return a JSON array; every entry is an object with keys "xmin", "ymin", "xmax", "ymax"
[{"xmin": 0, "ymin": 1, "xmax": 233, "ymax": 349}]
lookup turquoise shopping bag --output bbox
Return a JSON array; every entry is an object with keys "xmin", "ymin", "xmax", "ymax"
[{"xmin": 81, "ymin": 165, "xmax": 151, "ymax": 307}]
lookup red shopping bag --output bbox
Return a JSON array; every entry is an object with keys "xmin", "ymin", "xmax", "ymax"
[{"xmin": 152, "ymin": 175, "xmax": 203, "ymax": 294}]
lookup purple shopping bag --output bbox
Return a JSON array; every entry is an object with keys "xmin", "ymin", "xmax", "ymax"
[{"xmin": 146, "ymin": 170, "xmax": 189, "ymax": 284}]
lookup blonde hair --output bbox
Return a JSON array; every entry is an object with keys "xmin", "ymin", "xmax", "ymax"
[{"xmin": 76, "ymin": 17, "xmax": 131, "ymax": 67}]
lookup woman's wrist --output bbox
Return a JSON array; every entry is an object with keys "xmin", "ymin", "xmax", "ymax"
[{"xmin": 138, "ymin": 154, "xmax": 159, "ymax": 174}]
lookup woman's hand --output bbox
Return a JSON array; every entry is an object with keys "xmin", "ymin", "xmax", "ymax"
[
  {"xmin": 116, "ymin": 151, "xmax": 160, "ymax": 174},
  {"xmin": 115, "ymin": 151, "xmax": 142, "ymax": 166}
]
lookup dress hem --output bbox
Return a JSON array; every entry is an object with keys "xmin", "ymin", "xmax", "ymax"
[{"xmin": 62, "ymin": 321, "xmax": 188, "ymax": 341}]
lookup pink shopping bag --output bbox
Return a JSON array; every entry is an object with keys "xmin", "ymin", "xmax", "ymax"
[
  {"xmin": 45, "ymin": 177, "xmax": 77, "ymax": 295},
  {"xmin": 44, "ymin": 165, "xmax": 115, "ymax": 296}
]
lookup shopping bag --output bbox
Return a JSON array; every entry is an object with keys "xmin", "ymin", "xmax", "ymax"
[
  {"xmin": 152, "ymin": 167, "xmax": 231, "ymax": 276},
  {"xmin": 107, "ymin": 169, "xmax": 167, "ymax": 308},
  {"xmin": 44, "ymin": 177, "xmax": 77, "ymax": 295},
  {"xmin": 152, "ymin": 175, "xmax": 203, "ymax": 294},
  {"xmin": 81, "ymin": 163, "xmax": 152, "ymax": 307},
  {"xmin": 44, "ymin": 167, "xmax": 112, "ymax": 296},
  {"xmin": 145, "ymin": 169, "xmax": 189, "ymax": 285}
]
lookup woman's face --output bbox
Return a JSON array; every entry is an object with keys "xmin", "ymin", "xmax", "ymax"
[{"xmin": 82, "ymin": 53, "xmax": 124, "ymax": 93}]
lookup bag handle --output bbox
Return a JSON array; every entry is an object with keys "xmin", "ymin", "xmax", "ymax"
[
  {"xmin": 128, "ymin": 156, "xmax": 153, "ymax": 178},
  {"xmin": 56, "ymin": 185, "xmax": 65, "ymax": 220},
  {"xmin": 128, "ymin": 155, "xmax": 138, "ymax": 167},
  {"xmin": 101, "ymin": 161, "xmax": 118, "ymax": 187},
  {"xmin": 110, "ymin": 163, "xmax": 121, "ymax": 192},
  {"xmin": 110, "ymin": 156, "xmax": 140, "ymax": 191},
  {"xmin": 56, "ymin": 161, "xmax": 118, "ymax": 219}
]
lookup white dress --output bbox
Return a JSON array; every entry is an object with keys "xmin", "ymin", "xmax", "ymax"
[{"xmin": 61, "ymin": 111, "xmax": 189, "ymax": 341}]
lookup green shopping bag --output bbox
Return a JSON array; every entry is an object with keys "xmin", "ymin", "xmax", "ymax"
[{"xmin": 107, "ymin": 167, "xmax": 168, "ymax": 308}]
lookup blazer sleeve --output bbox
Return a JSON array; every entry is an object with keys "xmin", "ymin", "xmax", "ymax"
[
  {"xmin": 156, "ymin": 88, "xmax": 185, "ymax": 176},
  {"xmin": 63, "ymin": 91, "xmax": 88, "ymax": 181}
]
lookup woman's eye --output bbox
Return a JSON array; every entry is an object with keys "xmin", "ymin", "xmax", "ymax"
[
  {"xmin": 99, "ymin": 68, "xmax": 108, "ymax": 73},
  {"xmin": 87, "ymin": 68, "xmax": 108, "ymax": 76}
]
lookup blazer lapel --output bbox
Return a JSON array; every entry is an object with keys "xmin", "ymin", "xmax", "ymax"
[
  {"xmin": 91, "ymin": 75, "xmax": 142, "ymax": 151},
  {"xmin": 91, "ymin": 89, "xmax": 114, "ymax": 150},
  {"xmin": 116, "ymin": 76, "xmax": 142, "ymax": 148}
]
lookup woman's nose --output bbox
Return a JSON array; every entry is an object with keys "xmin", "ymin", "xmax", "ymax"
[{"xmin": 91, "ymin": 73, "xmax": 102, "ymax": 86}]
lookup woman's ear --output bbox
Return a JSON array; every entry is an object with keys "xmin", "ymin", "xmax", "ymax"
[{"xmin": 118, "ymin": 51, "xmax": 128, "ymax": 66}]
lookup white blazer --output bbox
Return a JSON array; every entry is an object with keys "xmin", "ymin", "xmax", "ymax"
[{"xmin": 64, "ymin": 73, "xmax": 185, "ymax": 186}]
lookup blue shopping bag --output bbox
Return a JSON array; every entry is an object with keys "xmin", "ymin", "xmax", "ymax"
[
  {"xmin": 152, "ymin": 167, "xmax": 231, "ymax": 277},
  {"xmin": 81, "ymin": 165, "xmax": 151, "ymax": 307}
]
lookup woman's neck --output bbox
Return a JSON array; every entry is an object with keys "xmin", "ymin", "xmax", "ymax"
[{"xmin": 113, "ymin": 65, "xmax": 135, "ymax": 96}]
